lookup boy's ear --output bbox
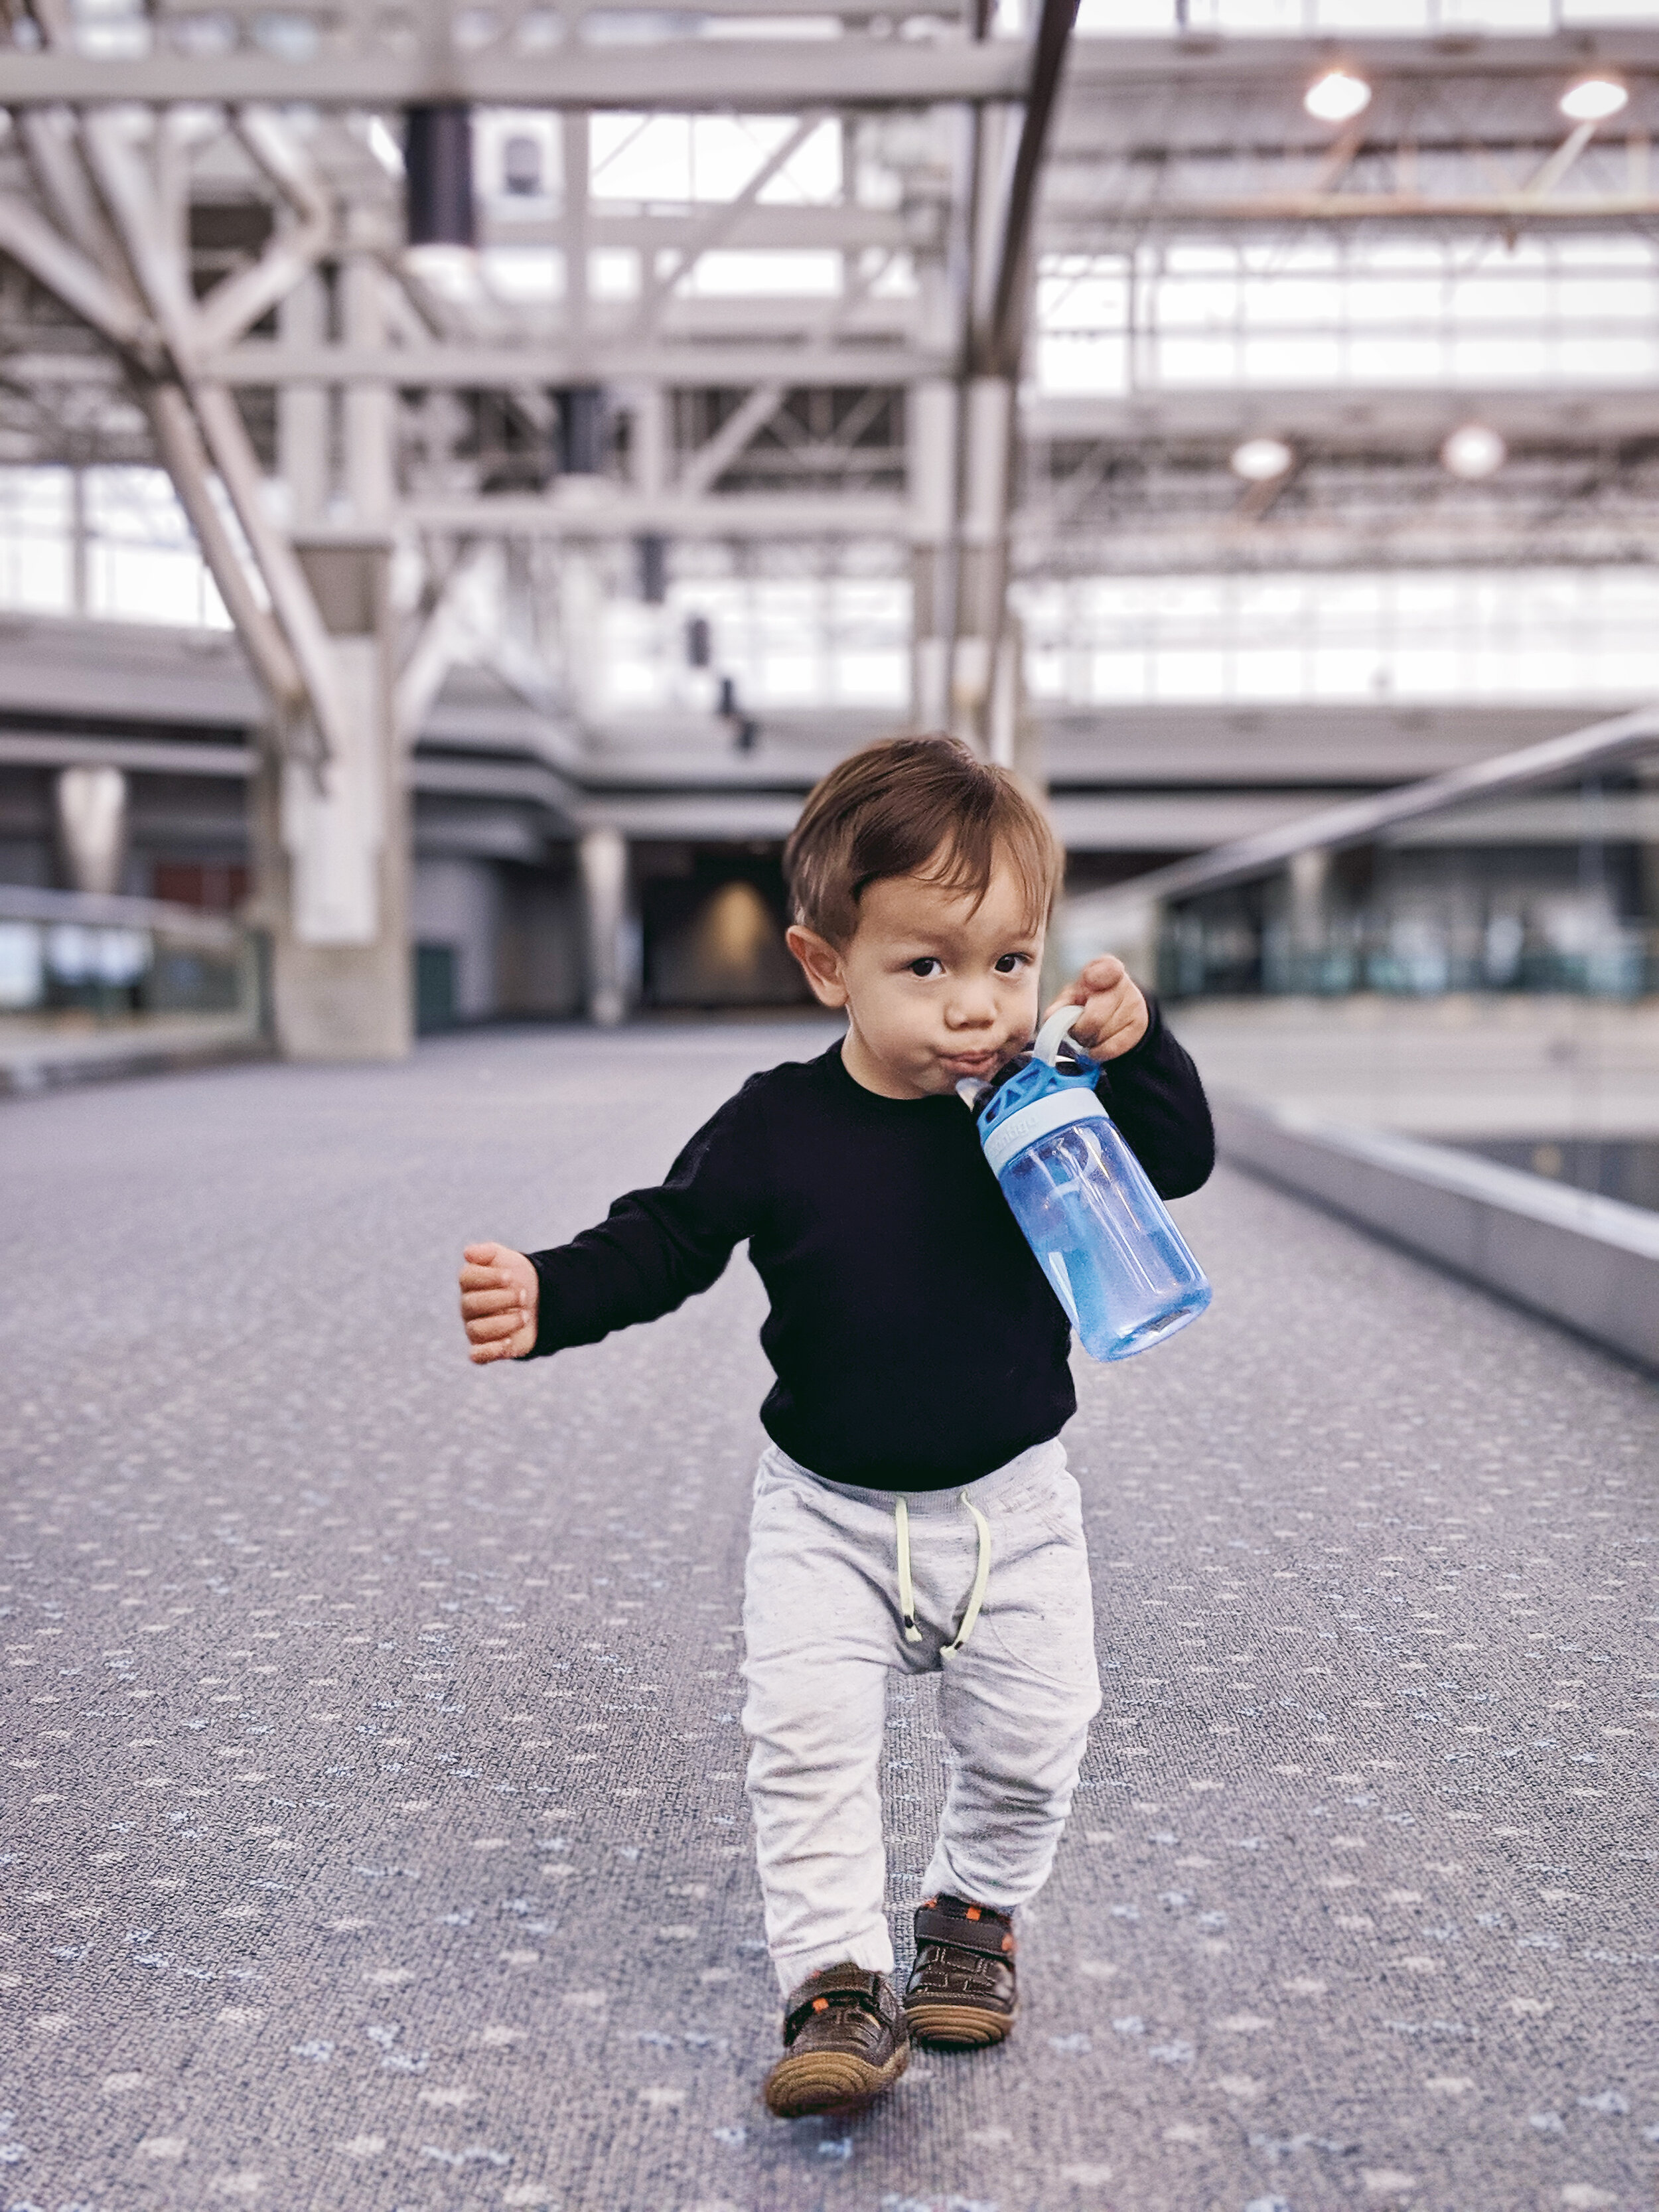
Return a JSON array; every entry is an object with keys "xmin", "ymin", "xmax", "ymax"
[{"xmin": 786, "ymin": 924, "xmax": 849, "ymax": 1009}]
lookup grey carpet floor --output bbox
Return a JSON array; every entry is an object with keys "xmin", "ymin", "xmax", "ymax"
[{"xmin": 1, "ymin": 1020, "xmax": 1654, "ymax": 2212}]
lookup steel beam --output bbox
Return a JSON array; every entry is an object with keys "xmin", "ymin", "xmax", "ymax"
[
  {"xmin": 630, "ymin": 113, "xmax": 824, "ymax": 336},
  {"xmin": 676, "ymin": 384, "xmax": 789, "ymax": 498},
  {"xmin": 192, "ymin": 110, "xmax": 332, "ymax": 356},
  {"xmin": 208, "ymin": 341, "xmax": 941, "ymax": 386},
  {"xmin": 1010, "ymin": 511, "xmax": 1659, "ymax": 575},
  {"xmin": 1061, "ymin": 29, "xmax": 1659, "ymax": 90},
  {"xmin": 1108, "ymin": 188, "xmax": 1659, "ymax": 226},
  {"xmin": 484, "ymin": 208, "xmax": 918, "ymax": 252},
  {"xmin": 406, "ymin": 488, "xmax": 907, "ymax": 536},
  {"xmin": 1025, "ymin": 386, "xmax": 1659, "ymax": 453},
  {"xmin": 0, "ymin": 192, "xmax": 155, "ymax": 356},
  {"xmin": 143, "ymin": 385, "xmax": 308, "ymax": 719},
  {"xmin": 981, "ymin": 0, "xmax": 1078, "ymax": 380},
  {"xmin": 0, "ymin": 38, "xmax": 1032, "ymax": 108}
]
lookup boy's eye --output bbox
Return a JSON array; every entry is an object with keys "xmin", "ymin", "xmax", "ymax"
[
  {"xmin": 993, "ymin": 953, "xmax": 1029, "ymax": 974},
  {"xmin": 908, "ymin": 957, "xmax": 943, "ymax": 978}
]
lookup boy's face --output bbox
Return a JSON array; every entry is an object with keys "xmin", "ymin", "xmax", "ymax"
[{"xmin": 786, "ymin": 851, "xmax": 1045, "ymax": 1100}]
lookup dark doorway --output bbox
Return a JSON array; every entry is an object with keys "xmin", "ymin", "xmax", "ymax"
[{"xmin": 415, "ymin": 942, "xmax": 458, "ymax": 1033}]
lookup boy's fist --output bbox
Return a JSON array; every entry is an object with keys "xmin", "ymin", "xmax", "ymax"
[
  {"xmin": 459, "ymin": 1242, "xmax": 539, "ymax": 1364},
  {"xmin": 1045, "ymin": 954, "xmax": 1149, "ymax": 1063}
]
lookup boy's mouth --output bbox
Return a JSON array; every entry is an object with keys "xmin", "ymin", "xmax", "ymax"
[{"xmin": 938, "ymin": 1046, "xmax": 1012, "ymax": 1077}]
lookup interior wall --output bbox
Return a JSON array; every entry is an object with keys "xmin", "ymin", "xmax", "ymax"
[{"xmin": 411, "ymin": 855, "xmax": 504, "ymax": 1021}]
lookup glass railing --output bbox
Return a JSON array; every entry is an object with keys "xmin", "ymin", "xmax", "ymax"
[
  {"xmin": 0, "ymin": 886, "xmax": 263, "ymax": 1075},
  {"xmin": 1058, "ymin": 707, "xmax": 1659, "ymax": 1011},
  {"xmin": 1054, "ymin": 709, "xmax": 1659, "ymax": 1222}
]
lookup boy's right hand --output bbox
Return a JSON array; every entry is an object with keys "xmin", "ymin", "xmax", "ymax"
[{"xmin": 459, "ymin": 1243, "xmax": 539, "ymax": 1364}]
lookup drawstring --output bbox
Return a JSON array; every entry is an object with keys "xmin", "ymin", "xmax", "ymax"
[
  {"xmin": 944, "ymin": 1501, "xmax": 992, "ymax": 1658},
  {"xmin": 895, "ymin": 1497, "xmax": 922, "ymax": 1644},
  {"xmin": 894, "ymin": 1495, "xmax": 993, "ymax": 1658}
]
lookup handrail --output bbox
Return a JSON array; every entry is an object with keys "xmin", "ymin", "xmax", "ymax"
[
  {"xmin": 0, "ymin": 884, "xmax": 244, "ymax": 950},
  {"xmin": 1065, "ymin": 701, "xmax": 1659, "ymax": 918}
]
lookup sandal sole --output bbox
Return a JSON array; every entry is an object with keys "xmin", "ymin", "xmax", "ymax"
[
  {"xmin": 762, "ymin": 2041, "xmax": 909, "ymax": 2119},
  {"xmin": 903, "ymin": 2001, "xmax": 1015, "ymax": 2051}
]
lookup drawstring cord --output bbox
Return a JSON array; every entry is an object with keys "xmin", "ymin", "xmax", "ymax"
[
  {"xmin": 895, "ymin": 1496, "xmax": 922, "ymax": 1644},
  {"xmin": 945, "ymin": 1501, "xmax": 992, "ymax": 1658},
  {"xmin": 894, "ymin": 1495, "xmax": 993, "ymax": 1658}
]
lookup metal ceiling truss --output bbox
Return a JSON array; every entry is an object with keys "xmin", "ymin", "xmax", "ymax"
[
  {"xmin": 2, "ymin": 14, "xmax": 1659, "ymax": 767},
  {"xmin": 0, "ymin": 0, "xmax": 1083, "ymax": 773},
  {"xmin": 1017, "ymin": 445, "xmax": 1659, "ymax": 577}
]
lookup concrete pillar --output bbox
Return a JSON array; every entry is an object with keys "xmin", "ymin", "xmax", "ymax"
[
  {"xmin": 952, "ymin": 375, "xmax": 1013, "ymax": 757},
  {"xmin": 252, "ymin": 534, "xmax": 411, "ymax": 1061},
  {"xmin": 56, "ymin": 765, "xmax": 126, "ymax": 894},
  {"xmin": 250, "ymin": 222, "xmax": 410, "ymax": 1063},
  {"xmin": 579, "ymin": 824, "xmax": 630, "ymax": 1027},
  {"xmin": 907, "ymin": 377, "xmax": 956, "ymax": 731}
]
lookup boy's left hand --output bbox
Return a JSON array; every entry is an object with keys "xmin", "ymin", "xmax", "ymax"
[{"xmin": 1045, "ymin": 955, "xmax": 1149, "ymax": 1062}]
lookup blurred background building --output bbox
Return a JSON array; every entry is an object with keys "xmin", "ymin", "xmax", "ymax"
[{"xmin": 0, "ymin": 0, "xmax": 1656, "ymax": 1109}]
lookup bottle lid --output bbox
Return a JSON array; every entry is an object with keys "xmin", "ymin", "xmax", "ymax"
[
  {"xmin": 982, "ymin": 1086, "xmax": 1106, "ymax": 1179},
  {"xmin": 973, "ymin": 1013, "xmax": 1098, "ymax": 1142}
]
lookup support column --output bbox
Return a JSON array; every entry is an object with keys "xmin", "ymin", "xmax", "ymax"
[
  {"xmin": 631, "ymin": 382, "xmax": 668, "ymax": 499},
  {"xmin": 250, "ymin": 224, "xmax": 410, "ymax": 1062},
  {"xmin": 952, "ymin": 374, "xmax": 1013, "ymax": 759},
  {"xmin": 1637, "ymin": 756, "xmax": 1659, "ymax": 992},
  {"xmin": 579, "ymin": 824, "xmax": 632, "ymax": 1027},
  {"xmin": 563, "ymin": 110, "xmax": 590, "ymax": 358},
  {"xmin": 987, "ymin": 610, "xmax": 1025, "ymax": 774},
  {"xmin": 251, "ymin": 534, "xmax": 411, "ymax": 1060},
  {"xmin": 1289, "ymin": 846, "xmax": 1331, "ymax": 993},
  {"xmin": 56, "ymin": 764, "xmax": 126, "ymax": 894},
  {"xmin": 277, "ymin": 268, "xmax": 329, "ymax": 527},
  {"xmin": 907, "ymin": 377, "xmax": 956, "ymax": 731},
  {"xmin": 342, "ymin": 234, "xmax": 395, "ymax": 524},
  {"xmin": 69, "ymin": 466, "xmax": 88, "ymax": 615}
]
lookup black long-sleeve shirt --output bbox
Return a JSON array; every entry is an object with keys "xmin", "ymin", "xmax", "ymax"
[{"xmin": 527, "ymin": 1001, "xmax": 1214, "ymax": 1491}]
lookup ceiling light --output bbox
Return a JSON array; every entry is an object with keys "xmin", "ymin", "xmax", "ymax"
[
  {"xmin": 1230, "ymin": 436, "xmax": 1295, "ymax": 482},
  {"xmin": 1304, "ymin": 69, "xmax": 1372, "ymax": 124},
  {"xmin": 1441, "ymin": 423, "xmax": 1506, "ymax": 480},
  {"xmin": 1559, "ymin": 76, "xmax": 1628, "ymax": 123}
]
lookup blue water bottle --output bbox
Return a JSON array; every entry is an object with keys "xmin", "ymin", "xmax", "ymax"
[{"xmin": 963, "ymin": 1009, "xmax": 1212, "ymax": 1361}]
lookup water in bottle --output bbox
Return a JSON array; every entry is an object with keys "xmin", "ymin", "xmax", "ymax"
[{"xmin": 962, "ymin": 1009, "xmax": 1211, "ymax": 1361}]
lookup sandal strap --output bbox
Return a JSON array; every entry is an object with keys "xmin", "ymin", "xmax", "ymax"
[
  {"xmin": 914, "ymin": 1901, "xmax": 1016, "ymax": 1959},
  {"xmin": 782, "ymin": 1964, "xmax": 889, "ymax": 2044}
]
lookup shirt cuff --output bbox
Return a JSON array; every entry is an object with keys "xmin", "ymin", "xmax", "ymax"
[
  {"xmin": 525, "ymin": 1251, "xmax": 563, "ymax": 1359},
  {"xmin": 1095, "ymin": 991, "xmax": 1164, "ymax": 1074}
]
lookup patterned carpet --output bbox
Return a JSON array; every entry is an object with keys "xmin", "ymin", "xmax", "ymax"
[{"xmin": 1, "ymin": 1020, "xmax": 1654, "ymax": 2212}]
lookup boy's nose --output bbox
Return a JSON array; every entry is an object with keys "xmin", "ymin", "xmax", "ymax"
[{"xmin": 944, "ymin": 987, "xmax": 997, "ymax": 1031}]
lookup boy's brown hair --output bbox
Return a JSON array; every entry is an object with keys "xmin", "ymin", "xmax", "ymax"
[{"xmin": 784, "ymin": 733, "xmax": 1062, "ymax": 946}]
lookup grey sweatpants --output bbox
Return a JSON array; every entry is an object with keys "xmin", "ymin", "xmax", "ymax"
[{"xmin": 739, "ymin": 1438, "xmax": 1102, "ymax": 1996}]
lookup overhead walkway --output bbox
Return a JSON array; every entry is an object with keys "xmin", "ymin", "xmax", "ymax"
[{"xmin": 2, "ymin": 1025, "xmax": 1654, "ymax": 2212}]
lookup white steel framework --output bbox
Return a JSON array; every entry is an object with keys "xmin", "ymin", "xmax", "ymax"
[{"xmin": 3, "ymin": 0, "xmax": 1659, "ymax": 1046}]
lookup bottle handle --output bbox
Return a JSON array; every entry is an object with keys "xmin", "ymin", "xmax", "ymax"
[{"xmin": 1033, "ymin": 1006, "xmax": 1092, "ymax": 1069}]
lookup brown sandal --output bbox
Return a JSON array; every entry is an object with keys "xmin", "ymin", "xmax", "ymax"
[
  {"xmin": 762, "ymin": 1962, "xmax": 910, "ymax": 2118},
  {"xmin": 902, "ymin": 1895, "xmax": 1017, "ymax": 2049}
]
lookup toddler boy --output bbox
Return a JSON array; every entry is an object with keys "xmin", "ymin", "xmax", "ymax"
[{"xmin": 458, "ymin": 734, "xmax": 1213, "ymax": 2118}]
